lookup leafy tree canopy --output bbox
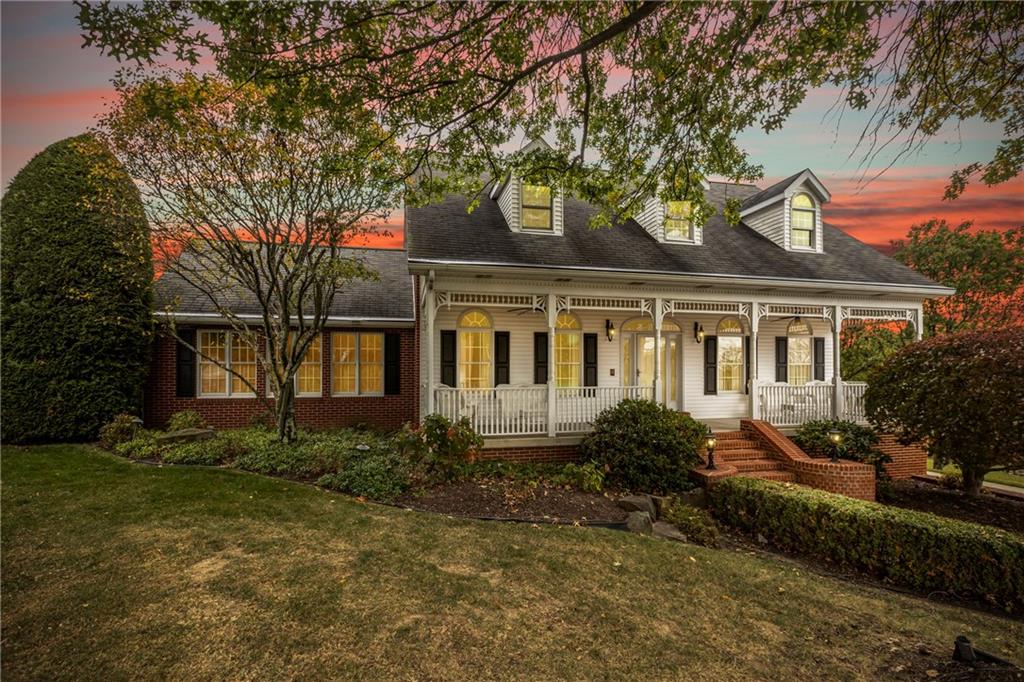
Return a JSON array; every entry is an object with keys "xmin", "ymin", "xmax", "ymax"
[{"xmin": 77, "ymin": 1, "xmax": 1024, "ymax": 225}]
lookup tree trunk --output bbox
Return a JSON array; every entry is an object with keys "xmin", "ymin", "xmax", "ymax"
[
  {"xmin": 275, "ymin": 380, "xmax": 298, "ymax": 443},
  {"xmin": 961, "ymin": 467, "xmax": 985, "ymax": 496}
]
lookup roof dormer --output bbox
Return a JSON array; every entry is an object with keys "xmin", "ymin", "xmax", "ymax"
[
  {"xmin": 492, "ymin": 177, "xmax": 564, "ymax": 235},
  {"xmin": 739, "ymin": 169, "xmax": 830, "ymax": 253},
  {"xmin": 635, "ymin": 180, "xmax": 710, "ymax": 245}
]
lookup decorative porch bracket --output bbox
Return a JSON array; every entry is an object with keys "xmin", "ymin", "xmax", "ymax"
[
  {"xmin": 841, "ymin": 306, "xmax": 919, "ymax": 336},
  {"xmin": 434, "ymin": 291, "xmax": 546, "ymax": 314},
  {"xmin": 556, "ymin": 295, "xmax": 652, "ymax": 316}
]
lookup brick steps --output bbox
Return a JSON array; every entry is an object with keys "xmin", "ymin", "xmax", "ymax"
[
  {"xmin": 743, "ymin": 469, "xmax": 798, "ymax": 482},
  {"xmin": 717, "ymin": 448, "xmax": 771, "ymax": 461},
  {"xmin": 712, "ymin": 430, "xmax": 795, "ymax": 483},
  {"xmin": 715, "ymin": 438, "xmax": 760, "ymax": 451},
  {"xmin": 731, "ymin": 459, "xmax": 786, "ymax": 473}
]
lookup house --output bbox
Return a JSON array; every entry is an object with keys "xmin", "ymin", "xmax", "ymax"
[{"xmin": 147, "ymin": 167, "xmax": 950, "ymax": 486}]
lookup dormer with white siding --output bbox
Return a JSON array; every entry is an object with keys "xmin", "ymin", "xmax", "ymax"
[
  {"xmin": 738, "ymin": 169, "xmax": 830, "ymax": 253},
  {"xmin": 634, "ymin": 180, "xmax": 711, "ymax": 245},
  {"xmin": 492, "ymin": 176, "xmax": 564, "ymax": 235}
]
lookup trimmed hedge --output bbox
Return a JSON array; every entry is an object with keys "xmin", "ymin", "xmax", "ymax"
[
  {"xmin": 709, "ymin": 476, "xmax": 1024, "ymax": 613},
  {"xmin": 1, "ymin": 134, "xmax": 153, "ymax": 442}
]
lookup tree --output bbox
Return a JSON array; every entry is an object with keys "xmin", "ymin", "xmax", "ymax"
[
  {"xmin": 1, "ymin": 134, "xmax": 153, "ymax": 443},
  {"xmin": 100, "ymin": 76, "xmax": 403, "ymax": 442},
  {"xmin": 77, "ymin": 1, "xmax": 1024, "ymax": 221},
  {"xmin": 892, "ymin": 219, "xmax": 1024, "ymax": 335},
  {"xmin": 864, "ymin": 328, "xmax": 1024, "ymax": 495}
]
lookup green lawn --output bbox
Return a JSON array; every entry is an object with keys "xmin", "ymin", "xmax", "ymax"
[
  {"xmin": 927, "ymin": 457, "xmax": 1024, "ymax": 489},
  {"xmin": 3, "ymin": 446, "xmax": 1021, "ymax": 680}
]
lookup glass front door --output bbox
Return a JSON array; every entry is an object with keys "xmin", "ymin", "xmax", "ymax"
[{"xmin": 624, "ymin": 332, "xmax": 681, "ymax": 410}]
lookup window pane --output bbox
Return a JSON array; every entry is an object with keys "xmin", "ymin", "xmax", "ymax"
[
  {"xmin": 199, "ymin": 331, "xmax": 227, "ymax": 395},
  {"xmin": 555, "ymin": 332, "xmax": 581, "ymax": 388},
  {"xmin": 792, "ymin": 227, "xmax": 813, "ymax": 247},
  {"xmin": 231, "ymin": 335, "xmax": 257, "ymax": 395},
  {"xmin": 665, "ymin": 201, "xmax": 692, "ymax": 240},
  {"xmin": 458, "ymin": 330, "xmax": 491, "ymax": 389},
  {"xmin": 555, "ymin": 312, "xmax": 581, "ymax": 329},
  {"xmin": 788, "ymin": 337, "xmax": 812, "ymax": 386},
  {"xmin": 522, "ymin": 207, "xmax": 552, "ymax": 230},
  {"xmin": 792, "ymin": 193, "xmax": 813, "ymax": 209},
  {"xmin": 297, "ymin": 335, "xmax": 322, "ymax": 395},
  {"xmin": 717, "ymin": 336, "xmax": 744, "ymax": 393},
  {"xmin": 717, "ymin": 317, "xmax": 743, "ymax": 335},
  {"xmin": 522, "ymin": 184, "xmax": 551, "ymax": 206},
  {"xmin": 458, "ymin": 310, "xmax": 491, "ymax": 329},
  {"xmin": 332, "ymin": 332, "xmax": 357, "ymax": 394},
  {"xmin": 360, "ymin": 333, "xmax": 384, "ymax": 393},
  {"xmin": 791, "ymin": 209, "xmax": 814, "ymax": 230}
]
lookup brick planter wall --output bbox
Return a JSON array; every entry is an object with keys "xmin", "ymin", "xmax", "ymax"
[
  {"xmin": 477, "ymin": 443, "xmax": 579, "ymax": 463},
  {"xmin": 876, "ymin": 434, "xmax": 928, "ymax": 480},
  {"xmin": 144, "ymin": 327, "xmax": 419, "ymax": 432},
  {"xmin": 741, "ymin": 420, "xmax": 876, "ymax": 501}
]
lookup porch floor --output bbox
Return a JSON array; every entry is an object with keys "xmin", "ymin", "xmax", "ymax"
[{"xmin": 704, "ymin": 418, "xmax": 743, "ymax": 433}]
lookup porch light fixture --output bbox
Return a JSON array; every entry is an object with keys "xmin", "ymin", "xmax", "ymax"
[
  {"xmin": 828, "ymin": 428, "xmax": 843, "ymax": 463},
  {"xmin": 693, "ymin": 322, "xmax": 705, "ymax": 344},
  {"xmin": 705, "ymin": 433, "xmax": 718, "ymax": 470},
  {"xmin": 605, "ymin": 319, "xmax": 616, "ymax": 342}
]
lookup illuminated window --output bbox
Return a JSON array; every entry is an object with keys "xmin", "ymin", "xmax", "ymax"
[
  {"xmin": 458, "ymin": 310, "xmax": 492, "ymax": 389},
  {"xmin": 296, "ymin": 335, "xmax": 322, "ymax": 396},
  {"xmin": 331, "ymin": 332, "xmax": 357, "ymax": 394},
  {"xmin": 330, "ymin": 332, "xmax": 383, "ymax": 395},
  {"xmin": 198, "ymin": 330, "xmax": 256, "ymax": 397},
  {"xmin": 665, "ymin": 200, "xmax": 692, "ymax": 241},
  {"xmin": 716, "ymin": 317, "xmax": 744, "ymax": 393},
  {"xmin": 787, "ymin": 318, "xmax": 812, "ymax": 386},
  {"xmin": 521, "ymin": 183, "xmax": 553, "ymax": 230},
  {"xmin": 554, "ymin": 312, "xmax": 581, "ymax": 387},
  {"xmin": 790, "ymin": 193, "xmax": 815, "ymax": 248},
  {"xmin": 359, "ymin": 333, "xmax": 384, "ymax": 394}
]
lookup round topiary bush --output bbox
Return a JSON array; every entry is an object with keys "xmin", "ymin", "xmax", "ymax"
[
  {"xmin": 865, "ymin": 327, "xmax": 1024, "ymax": 495},
  {"xmin": 579, "ymin": 399, "xmax": 705, "ymax": 492},
  {"xmin": 1, "ymin": 134, "xmax": 153, "ymax": 443}
]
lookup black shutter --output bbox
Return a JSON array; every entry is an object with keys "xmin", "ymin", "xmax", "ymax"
[
  {"xmin": 583, "ymin": 333, "xmax": 598, "ymax": 387},
  {"xmin": 440, "ymin": 330, "xmax": 457, "ymax": 387},
  {"xmin": 704, "ymin": 336, "xmax": 717, "ymax": 395},
  {"xmin": 494, "ymin": 331, "xmax": 510, "ymax": 385},
  {"xmin": 743, "ymin": 335, "xmax": 751, "ymax": 395},
  {"xmin": 384, "ymin": 333, "xmax": 401, "ymax": 394},
  {"xmin": 533, "ymin": 332, "xmax": 549, "ymax": 384},
  {"xmin": 813, "ymin": 337, "xmax": 825, "ymax": 382},
  {"xmin": 175, "ymin": 329, "xmax": 196, "ymax": 398},
  {"xmin": 775, "ymin": 337, "xmax": 788, "ymax": 383}
]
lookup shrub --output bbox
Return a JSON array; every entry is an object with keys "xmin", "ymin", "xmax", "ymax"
[
  {"xmin": 709, "ymin": 476, "xmax": 1024, "ymax": 613},
  {"xmin": 114, "ymin": 435, "xmax": 161, "ymax": 460},
  {"xmin": 865, "ymin": 328, "xmax": 1024, "ymax": 495},
  {"xmin": 421, "ymin": 415, "xmax": 484, "ymax": 480},
  {"xmin": 579, "ymin": 399, "xmax": 704, "ymax": 493},
  {"xmin": 560, "ymin": 461, "xmax": 605, "ymax": 493},
  {"xmin": 1, "ymin": 134, "xmax": 153, "ymax": 443},
  {"xmin": 661, "ymin": 500, "xmax": 719, "ymax": 547},
  {"xmin": 233, "ymin": 429, "xmax": 383, "ymax": 479},
  {"xmin": 99, "ymin": 414, "xmax": 141, "ymax": 449},
  {"xmin": 792, "ymin": 419, "xmax": 891, "ymax": 481},
  {"xmin": 162, "ymin": 438, "xmax": 231, "ymax": 466},
  {"xmin": 167, "ymin": 410, "xmax": 207, "ymax": 431},
  {"xmin": 317, "ymin": 451, "xmax": 410, "ymax": 502}
]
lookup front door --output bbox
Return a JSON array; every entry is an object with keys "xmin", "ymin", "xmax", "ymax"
[{"xmin": 625, "ymin": 332, "xmax": 681, "ymax": 410}]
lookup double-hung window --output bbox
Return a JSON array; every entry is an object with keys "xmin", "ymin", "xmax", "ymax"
[
  {"xmin": 665, "ymin": 200, "xmax": 693, "ymax": 241},
  {"xmin": 716, "ymin": 317, "xmax": 744, "ymax": 393},
  {"xmin": 787, "ymin": 319, "xmax": 812, "ymax": 385},
  {"xmin": 331, "ymin": 332, "xmax": 384, "ymax": 395},
  {"xmin": 458, "ymin": 310, "xmax": 492, "ymax": 388},
  {"xmin": 554, "ymin": 312, "xmax": 582, "ymax": 387},
  {"xmin": 790, "ymin": 193, "xmax": 815, "ymax": 248},
  {"xmin": 198, "ymin": 330, "xmax": 257, "ymax": 397},
  {"xmin": 521, "ymin": 183, "xmax": 553, "ymax": 230},
  {"xmin": 267, "ymin": 333, "xmax": 322, "ymax": 398}
]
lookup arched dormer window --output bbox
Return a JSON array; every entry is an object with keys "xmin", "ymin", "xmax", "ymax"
[
  {"xmin": 458, "ymin": 309, "xmax": 492, "ymax": 388},
  {"xmin": 790, "ymin": 193, "xmax": 816, "ymax": 249},
  {"xmin": 786, "ymin": 317, "xmax": 813, "ymax": 385}
]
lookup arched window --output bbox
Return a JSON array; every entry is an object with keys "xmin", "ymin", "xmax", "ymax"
[
  {"xmin": 622, "ymin": 317, "xmax": 654, "ymax": 332},
  {"xmin": 790, "ymin": 193, "xmax": 815, "ymax": 248},
  {"xmin": 787, "ymin": 318, "xmax": 812, "ymax": 385},
  {"xmin": 554, "ymin": 312, "xmax": 582, "ymax": 387},
  {"xmin": 458, "ymin": 309, "xmax": 492, "ymax": 388},
  {"xmin": 716, "ymin": 317, "xmax": 744, "ymax": 392}
]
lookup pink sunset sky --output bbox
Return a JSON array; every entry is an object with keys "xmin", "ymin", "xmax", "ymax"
[{"xmin": 3, "ymin": 2, "xmax": 1021, "ymax": 251}]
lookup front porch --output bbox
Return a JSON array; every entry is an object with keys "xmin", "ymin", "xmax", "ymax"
[{"xmin": 421, "ymin": 285, "xmax": 919, "ymax": 440}]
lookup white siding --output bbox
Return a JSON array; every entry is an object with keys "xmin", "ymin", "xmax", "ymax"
[
  {"xmin": 497, "ymin": 178, "xmax": 520, "ymax": 232},
  {"xmin": 755, "ymin": 317, "xmax": 834, "ymax": 384},
  {"xmin": 744, "ymin": 202, "xmax": 787, "ymax": 249},
  {"xmin": 635, "ymin": 197, "xmax": 666, "ymax": 241}
]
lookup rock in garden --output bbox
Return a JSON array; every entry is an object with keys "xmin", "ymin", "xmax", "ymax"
[
  {"xmin": 652, "ymin": 521, "xmax": 688, "ymax": 543},
  {"xmin": 618, "ymin": 494, "xmax": 656, "ymax": 517},
  {"xmin": 626, "ymin": 511, "xmax": 654, "ymax": 535},
  {"xmin": 156, "ymin": 428, "xmax": 215, "ymax": 445}
]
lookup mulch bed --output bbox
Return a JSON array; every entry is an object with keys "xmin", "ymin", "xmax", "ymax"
[
  {"xmin": 884, "ymin": 479, "xmax": 1024, "ymax": 535},
  {"xmin": 396, "ymin": 479, "xmax": 629, "ymax": 524}
]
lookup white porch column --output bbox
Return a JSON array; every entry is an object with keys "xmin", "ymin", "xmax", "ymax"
[
  {"xmin": 833, "ymin": 304, "xmax": 843, "ymax": 420},
  {"xmin": 547, "ymin": 293, "xmax": 557, "ymax": 437},
  {"xmin": 424, "ymin": 281, "xmax": 436, "ymax": 418},
  {"xmin": 653, "ymin": 297, "xmax": 663, "ymax": 405},
  {"xmin": 750, "ymin": 303, "xmax": 760, "ymax": 419},
  {"xmin": 915, "ymin": 306, "xmax": 924, "ymax": 341}
]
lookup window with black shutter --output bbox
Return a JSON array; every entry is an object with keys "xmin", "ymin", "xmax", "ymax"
[
  {"xmin": 175, "ymin": 329, "xmax": 197, "ymax": 398},
  {"xmin": 813, "ymin": 337, "xmax": 825, "ymax": 382},
  {"xmin": 533, "ymin": 332, "xmax": 549, "ymax": 384},
  {"xmin": 743, "ymin": 335, "xmax": 751, "ymax": 395},
  {"xmin": 440, "ymin": 330, "xmax": 456, "ymax": 387},
  {"xmin": 583, "ymin": 333, "xmax": 598, "ymax": 387},
  {"xmin": 384, "ymin": 333, "xmax": 401, "ymax": 394},
  {"xmin": 704, "ymin": 336, "xmax": 718, "ymax": 395},
  {"xmin": 775, "ymin": 337, "xmax": 788, "ymax": 382},
  {"xmin": 494, "ymin": 331, "xmax": 510, "ymax": 385}
]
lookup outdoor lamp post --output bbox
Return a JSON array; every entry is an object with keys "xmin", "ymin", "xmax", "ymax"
[
  {"xmin": 828, "ymin": 428, "xmax": 843, "ymax": 463},
  {"xmin": 705, "ymin": 434, "xmax": 718, "ymax": 470}
]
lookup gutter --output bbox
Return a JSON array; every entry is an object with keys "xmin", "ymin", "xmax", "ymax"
[
  {"xmin": 405, "ymin": 258, "xmax": 956, "ymax": 299},
  {"xmin": 155, "ymin": 311, "xmax": 416, "ymax": 328}
]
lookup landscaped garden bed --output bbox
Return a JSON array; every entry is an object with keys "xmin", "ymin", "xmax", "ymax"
[{"xmin": 884, "ymin": 478, "xmax": 1024, "ymax": 536}]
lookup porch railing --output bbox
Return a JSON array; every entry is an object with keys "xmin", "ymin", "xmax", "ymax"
[
  {"xmin": 758, "ymin": 382, "xmax": 834, "ymax": 426},
  {"xmin": 433, "ymin": 385, "xmax": 548, "ymax": 437},
  {"xmin": 556, "ymin": 385, "xmax": 655, "ymax": 433},
  {"xmin": 840, "ymin": 381, "xmax": 868, "ymax": 424}
]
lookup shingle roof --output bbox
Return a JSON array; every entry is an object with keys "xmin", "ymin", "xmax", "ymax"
[
  {"xmin": 406, "ymin": 181, "xmax": 944, "ymax": 290},
  {"xmin": 156, "ymin": 247, "xmax": 415, "ymax": 321},
  {"xmin": 738, "ymin": 170, "xmax": 805, "ymax": 211}
]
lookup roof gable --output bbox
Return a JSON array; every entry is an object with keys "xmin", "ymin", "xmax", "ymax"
[{"xmin": 739, "ymin": 169, "xmax": 831, "ymax": 216}]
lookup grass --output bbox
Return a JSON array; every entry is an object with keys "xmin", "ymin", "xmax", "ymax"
[
  {"xmin": 3, "ymin": 446, "xmax": 1022, "ymax": 681},
  {"xmin": 927, "ymin": 457, "xmax": 1024, "ymax": 489}
]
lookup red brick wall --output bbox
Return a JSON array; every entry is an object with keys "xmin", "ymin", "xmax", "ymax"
[
  {"xmin": 145, "ymin": 326, "xmax": 419, "ymax": 431},
  {"xmin": 477, "ymin": 444, "xmax": 579, "ymax": 463},
  {"xmin": 877, "ymin": 434, "xmax": 928, "ymax": 480}
]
